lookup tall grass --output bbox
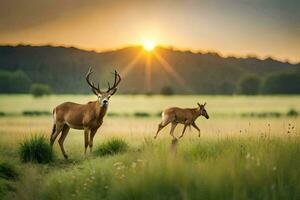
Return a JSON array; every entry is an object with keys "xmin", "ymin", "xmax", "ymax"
[
  {"xmin": 94, "ymin": 138, "xmax": 129, "ymax": 157},
  {"xmin": 0, "ymin": 162, "xmax": 19, "ymax": 199},
  {"xmin": 0, "ymin": 162, "xmax": 18, "ymax": 180},
  {"xmin": 18, "ymin": 136, "xmax": 300, "ymax": 200},
  {"xmin": 19, "ymin": 135, "xmax": 54, "ymax": 164},
  {"xmin": 1, "ymin": 95, "xmax": 300, "ymax": 199}
]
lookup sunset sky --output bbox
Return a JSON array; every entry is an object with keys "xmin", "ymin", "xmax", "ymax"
[{"xmin": 0, "ymin": 0, "xmax": 299, "ymax": 63}]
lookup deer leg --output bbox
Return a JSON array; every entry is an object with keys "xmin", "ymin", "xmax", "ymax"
[
  {"xmin": 50, "ymin": 124, "xmax": 64, "ymax": 147},
  {"xmin": 169, "ymin": 122, "xmax": 178, "ymax": 139},
  {"xmin": 89, "ymin": 128, "xmax": 98, "ymax": 153},
  {"xmin": 179, "ymin": 124, "xmax": 188, "ymax": 139},
  {"xmin": 192, "ymin": 122, "xmax": 201, "ymax": 137},
  {"xmin": 84, "ymin": 129, "xmax": 90, "ymax": 155},
  {"xmin": 58, "ymin": 125, "xmax": 70, "ymax": 159},
  {"xmin": 154, "ymin": 121, "xmax": 169, "ymax": 139}
]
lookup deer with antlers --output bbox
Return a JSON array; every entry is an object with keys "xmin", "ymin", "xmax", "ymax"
[
  {"xmin": 50, "ymin": 67, "xmax": 121, "ymax": 159},
  {"xmin": 154, "ymin": 103, "xmax": 209, "ymax": 139}
]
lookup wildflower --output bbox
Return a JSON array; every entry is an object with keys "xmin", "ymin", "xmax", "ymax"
[
  {"xmin": 256, "ymin": 160, "xmax": 260, "ymax": 166},
  {"xmin": 131, "ymin": 162, "xmax": 137, "ymax": 168},
  {"xmin": 116, "ymin": 165, "xmax": 126, "ymax": 171},
  {"xmin": 246, "ymin": 153, "xmax": 250, "ymax": 159},
  {"xmin": 114, "ymin": 162, "xmax": 123, "ymax": 167}
]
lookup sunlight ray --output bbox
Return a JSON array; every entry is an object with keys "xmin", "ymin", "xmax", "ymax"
[
  {"xmin": 153, "ymin": 51, "xmax": 189, "ymax": 90},
  {"xmin": 145, "ymin": 53, "xmax": 152, "ymax": 92},
  {"xmin": 120, "ymin": 50, "xmax": 143, "ymax": 78}
]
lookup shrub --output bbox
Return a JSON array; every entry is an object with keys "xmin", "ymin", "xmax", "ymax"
[
  {"xmin": 287, "ymin": 109, "xmax": 298, "ymax": 117},
  {"xmin": 19, "ymin": 135, "xmax": 54, "ymax": 164},
  {"xmin": 22, "ymin": 110, "xmax": 51, "ymax": 116},
  {"xmin": 161, "ymin": 86, "xmax": 174, "ymax": 95},
  {"xmin": 241, "ymin": 112, "xmax": 282, "ymax": 118},
  {"xmin": 134, "ymin": 112, "xmax": 150, "ymax": 117},
  {"xmin": 30, "ymin": 83, "xmax": 52, "ymax": 98},
  {"xmin": 0, "ymin": 162, "xmax": 18, "ymax": 180},
  {"xmin": 0, "ymin": 112, "xmax": 5, "ymax": 117},
  {"xmin": 107, "ymin": 112, "xmax": 120, "ymax": 117},
  {"xmin": 94, "ymin": 138, "xmax": 128, "ymax": 157}
]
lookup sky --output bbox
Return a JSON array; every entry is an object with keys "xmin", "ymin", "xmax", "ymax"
[{"xmin": 0, "ymin": 0, "xmax": 299, "ymax": 63}]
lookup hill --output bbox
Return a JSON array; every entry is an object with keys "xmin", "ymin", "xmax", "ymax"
[{"xmin": 0, "ymin": 45, "xmax": 299, "ymax": 94}]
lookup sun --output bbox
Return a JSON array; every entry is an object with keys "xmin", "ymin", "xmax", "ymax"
[{"xmin": 142, "ymin": 40, "xmax": 156, "ymax": 52}]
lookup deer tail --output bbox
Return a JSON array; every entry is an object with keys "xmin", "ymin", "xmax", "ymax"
[
  {"xmin": 51, "ymin": 124, "xmax": 56, "ymax": 136},
  {"xmin": 51, "ymin": 108, "xmax": 56, "ymax": 137}
]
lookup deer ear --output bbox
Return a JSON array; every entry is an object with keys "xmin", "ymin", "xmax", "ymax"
[
  {"xmin": 197, "ymin": 102, "xmax": 201, "ymax": 107},
  {"xmin": 203, "ymin": 102, "xmax": 207, "ymax": 106}
]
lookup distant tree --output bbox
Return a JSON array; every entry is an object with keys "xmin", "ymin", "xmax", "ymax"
[
  {"xmin": 261, "ymin": 71, "xmax": 300, "ymax": 94},
  {"xmin": 0, "ymin": 70, "xmax": 31, "ymax": 93},
  {"xmin": 0, "ymin": 45, "xmax": 298, "ymax": 94},
  {"xmin": 237, "ymin": 75, "xmax": 261, "ymax": 95},
  {"xmin": 161, "ymin": 86, "xmax": 174, "ymax": 95},
  {"xmin": 219, "ymin": 81, "xmax": 236, "ymax": 94},
  {"xmin": 30, "ymin": 83, "xmax": 52, "ymax": 98},
  {"xmin": 0, "ymin": 70, "xmax": 12, "ymax": 93},
  {"xmin": 11, "ymin": 70, "xmax": 32, "ymax": 93}
]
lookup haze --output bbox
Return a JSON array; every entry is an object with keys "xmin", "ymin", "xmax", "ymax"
[{"xmin": 0, "ymin": 0, "xmax": 299, "ymax": 63}]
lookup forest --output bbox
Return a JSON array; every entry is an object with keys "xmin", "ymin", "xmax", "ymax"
[{"xmin": 0, "ymin": 45, "xmax": 299, "ymax": 94}]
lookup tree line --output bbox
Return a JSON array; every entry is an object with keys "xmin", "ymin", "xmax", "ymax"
[
  {"xmin": 0, "ymin": 70, "xmax": 51, "ymax": 97},
  {"xmin": 0, "ymin": 69, "xmax": 299, "ymax": 95},
  {"xmin": 0, "ymin": 45, "xmax": 299, "ymax": 95},
  {"xmin": 237, "ymin": 70, "xmax": 300, "ymax": 95}
]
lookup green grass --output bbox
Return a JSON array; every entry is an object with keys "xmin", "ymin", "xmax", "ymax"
[
  {"xmin": 0, "ymin": 163, "xmax": 18, "ymax": 180},
  {"xmin": 0, "ymin": 95, "xmax": 300, "ymax": 199},
  {"xmin": 94, "ymin": 138, "xmax": 129, "ymax": 157},
  {"xmin": 16, "ymin": 136, "xmax": 300, "ymax": 200},
  {"xmin": 0, "ymin": 162, "xmax": 19, "ymax": 199},
  {"xmin": 19, "ymin": 135, "xmax": 54, "ymax": 164},
  {"xmin": 0, "ymin": 94, "xmax": 300, "ymax": 117}
]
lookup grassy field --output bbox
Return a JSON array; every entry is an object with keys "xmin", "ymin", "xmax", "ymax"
[{"xmin": 0, "ymin": 95, "xmax": 300, "ymax": 199}]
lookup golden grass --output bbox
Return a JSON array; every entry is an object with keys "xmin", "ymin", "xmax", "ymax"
[{"xmin": 0, "ymin": 95, "xmax": 300, "ymax": 199}]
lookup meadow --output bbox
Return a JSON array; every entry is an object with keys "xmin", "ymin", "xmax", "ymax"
[{"xmin": 0, "ymin": 95, "xmax": 299, "ymax": 200}]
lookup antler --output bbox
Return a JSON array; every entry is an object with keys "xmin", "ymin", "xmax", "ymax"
[
  {"xmin": 85, "ymin": 67, "xmax": 102, "ymax": 95},
  {"xmin": 107, "ymin": 70, "xmax": 121, "ymax": 95}
]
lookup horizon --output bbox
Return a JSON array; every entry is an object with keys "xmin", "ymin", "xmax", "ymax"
[
  {"xmin": 0, "ymin": 0, "xmax": 299, "ymax": 64},
  {"xmin": 1, "ymin": 43, "xmax": 298, "ymax": 65}
]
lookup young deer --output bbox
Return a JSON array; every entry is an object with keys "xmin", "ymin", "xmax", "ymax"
[
  {"xmin": 154, "ymin": 103, "xmax": 209, "ymax": 139},
  {"xmin": 50, "ymin": 67, "xmax": 121, "ymax": 159}
]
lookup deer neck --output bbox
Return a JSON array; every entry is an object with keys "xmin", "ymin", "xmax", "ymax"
[
  {"xmin": 194, "ymin": 107, "xmax": 201, "ymax": 118},
  {"xmin": 94, "ymin": 101, "xmax": 108, "ymax": 122}
]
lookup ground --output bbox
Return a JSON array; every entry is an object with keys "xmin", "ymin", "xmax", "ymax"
[{"xmin": 0, "ymin": 95, "xmax": 299, "ymax": 199}]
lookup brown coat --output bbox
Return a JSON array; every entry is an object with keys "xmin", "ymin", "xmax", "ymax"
[{"xmin": 154, "ymin": 103, "xmax": 209, "ymax": 139}]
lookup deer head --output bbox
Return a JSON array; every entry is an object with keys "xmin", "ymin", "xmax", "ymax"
[
  {"xmin": 197, "ymin": 102, "xmax": 209, "ymax": 119},
  {"xmin": 86, "ymin": 67, "xmax": 121, "ymax": 107}
]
